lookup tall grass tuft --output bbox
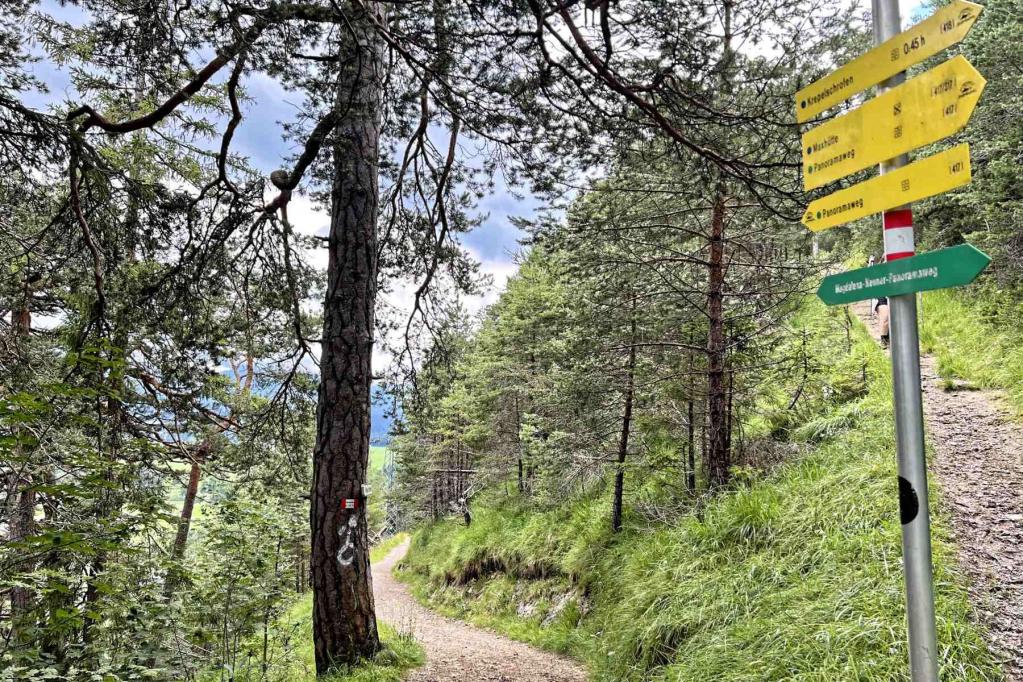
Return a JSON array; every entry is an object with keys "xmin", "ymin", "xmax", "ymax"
[{"xmin": 919, "ymin": 287, "xmax": 1023, "ymax": 415}]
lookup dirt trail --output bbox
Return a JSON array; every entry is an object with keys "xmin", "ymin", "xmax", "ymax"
[
  {"xmin": 373, "ymin": 539, "xmax": 587, "ymax": 682},
  {"xmin": 853, "ymin": 301, "xmax": 1023, "ymax": 679}
]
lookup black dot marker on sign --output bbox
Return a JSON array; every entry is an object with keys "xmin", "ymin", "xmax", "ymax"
[
  {"xmin": 898, "ymin": 476, "xmax": 919, "ymax": 525},
  {"xmin": 801, "ymin": 100, "xmax": 807, "ymax": 109},
  {"xmin": 806, "ymin": 146, "xmax": 812, "ymax": 155}
]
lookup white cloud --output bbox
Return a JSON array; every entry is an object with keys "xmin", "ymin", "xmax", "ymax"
[
  {"xmin": 286, "ymin": 194, "xmax": 331, "ymax": 237},
  {"xmin": 464, "ymin": 250, "xmax": 519, "ymax": 316},
  {"xmin": 285, "ymin": 192, "xmax": 331, "ymax": 273},
  {"xmin": 288, "ymin": 193, "xmax": 524, "ymax": 372}
]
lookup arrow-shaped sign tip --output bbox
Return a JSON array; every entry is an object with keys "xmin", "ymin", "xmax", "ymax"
[
  {"xmin": 956, "ymin": 55, "xmax": 988, "ymax": 105},
  {"xmin": 964, "ymin": 243, "xmax": 992, "ymax": 268},
  {"xmin": 953, "ymin": 0, "xmax": 984, "ymax": 24}
]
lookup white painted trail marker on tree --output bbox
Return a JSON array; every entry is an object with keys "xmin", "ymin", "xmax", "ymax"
[{"xmin": 796, "ymin": 1, "xmax": 988, "ymax": 680}]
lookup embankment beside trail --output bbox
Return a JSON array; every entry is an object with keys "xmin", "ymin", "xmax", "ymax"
[{"xmin": 398, "ymin": 299, "xmax": 1002, "ymax": 682}]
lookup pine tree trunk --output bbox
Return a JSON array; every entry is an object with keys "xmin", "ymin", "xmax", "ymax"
[
  {"xmin": 515, "ymin": 398, "xmax": 524, "ymax": 494},
  {"xmin": 431, "ymin": 474, "xmax": 438, "ymax": 519},
  {"xmin": 726, "ymin": 368, "xmax": 734, "ymax": 460},
  {"xmin": 8, "ymin": 299, "xmax": 34, "ymax": 629},
  {"xmin": 38, "ymin": 470, "xmax": 65, "ymax": 663},
  {"xmin": 611, "ymin": 307, "xmax": 637, "ymax": 533},
  {"xmin": 164, "ymin": 444, "xmax": 206, "ymax": 600},
  {"xmin": 446, "ymin": 448, "xmax": 453, "ymax": 507},
  {"xmin": 310, "ymin": 1, "xmax": 383, "ymax": 671},
  {"xmin": 517, "ymin": 454, "xmax": 524, "ymax": 494},
  {"xmin": 10, "ymin": 485, "xmax": 34, "ymax": 614},
  {"xmin": 706, "ymin": 193, "xmax": 730, "ymax": 489},
  {"xmin": 686, "ymin": 350, "xmax": 696, "ymax": 493},
  {"xmin": 163, "ymin": 360, "xmax": 246, "ymax": 602},
  {"xmin": 83, "ymin": 343, "xmax": 126, "ymax": 650},
  {"xmin": 687, "ymin": 399, "xmax": 696, "ymax": 493}
]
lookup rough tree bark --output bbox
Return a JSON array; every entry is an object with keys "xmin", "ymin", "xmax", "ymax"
[
  {"xmin": 705, "ymin": 192, "xmax": 730, "ymax": 489},
  {"xmin": 309, "ymin": 1, "xmax": 383, "ymax": 672}
]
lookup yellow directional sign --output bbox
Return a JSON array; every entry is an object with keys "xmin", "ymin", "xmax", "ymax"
[
  {"xmin": 802, "ymin": 144, "xmax": 971, "ymax": 231},
  {"xmin": 802, "ymin": 55, "xmax": 984, "ymax": 190},
  {"xmin": 795, "ymin": 0, "xmax": 982, "ymax": 122}
]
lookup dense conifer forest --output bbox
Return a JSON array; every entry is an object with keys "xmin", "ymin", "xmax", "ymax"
[{"xmin": 1, "ymin": 0, "xmax": 1022, "ymax": 679}]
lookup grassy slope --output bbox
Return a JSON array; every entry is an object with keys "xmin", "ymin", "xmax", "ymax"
[
  {"xmin": 200, "ymin": 534, "xmax": 418, "ymax": 682},
  {"xmin": 239, "ymin": 600, "xmax": 422, "ymax": 682},
  {"xmin": 398, "ymin": 299, "xmax": 1000, "ymax": 681},
  {"xmin": 919, "ymin": 288, "xmax": 1023, "ymax": 415}
]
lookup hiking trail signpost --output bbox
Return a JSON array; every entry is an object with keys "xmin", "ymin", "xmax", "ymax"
[
  {"xmin": 796, "ymin": 1, "xmax": 988, "ymax": 680},
  {"xmin": 818, "ymin": 244, "xmax": 990, "ymax": 305},
  {"xmin": 795, "ymin": 0, "xmax": 983, "ymax": 122},
  {"xmin": 802, "ymin": 144, "xmax": 971, "ymax": 232},
  {"xmin": 802, "ymin": 55, "xmax": 985, "ymax": 191}
]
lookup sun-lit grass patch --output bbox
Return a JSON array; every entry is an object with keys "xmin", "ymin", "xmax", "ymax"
[
  {"xmin": 197, "ymin": 590, "xmax": 423, "ymax": 682},
  {"xmin": 369, "ymin": 446, "xmax": 390, "ymax": 472}
]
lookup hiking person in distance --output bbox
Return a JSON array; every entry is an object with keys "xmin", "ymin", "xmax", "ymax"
[{"xmin": 875, "ymin": 296, "xmax": 890, "ymax": 348}]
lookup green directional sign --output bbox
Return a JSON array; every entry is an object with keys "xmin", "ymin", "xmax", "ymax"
[{"xmin": 818, "ymin": 244, "xmax": 990, "ymax": 306}]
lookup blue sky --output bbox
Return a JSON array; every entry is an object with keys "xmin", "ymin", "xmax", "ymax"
[
  {"xmin": 218, "ymin": 72, "xmax": 533, "ymax": 320},
  {"xmin": 27, "ymin": 0, "xmax": 926, "ymax": 313},
  {"xmin": 210, "ymin": 71, "xmax": 533, "ymax": 264},
  {"xmin": 26, "ymin": 1, "xmax": 533, "ymax": 295}
]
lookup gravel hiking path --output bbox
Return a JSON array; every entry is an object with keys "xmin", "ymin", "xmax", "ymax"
[
  {"xmin": 853, "ymin": 300, "xmax": 1023, "ymax": 679},
  {"xmin": 373, "ymin": 539, "xmax": 588, "ymax": 682}
]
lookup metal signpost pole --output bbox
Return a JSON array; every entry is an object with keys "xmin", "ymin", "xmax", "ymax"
[{"xmin": 872, "ymin": 0, "xmax": 941, "ymax": 678}]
